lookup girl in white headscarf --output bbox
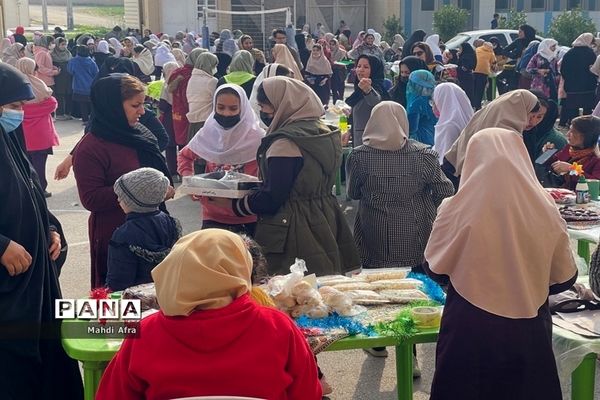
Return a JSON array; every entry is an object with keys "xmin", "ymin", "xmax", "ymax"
[
  {"xmin": 425, "ymin": 34, "xmax": 443, "ymax": 62},
  {"xmin": 178, "ymin": 84, "xmax": 265, "ymax": 234},
  {"xmin": 432, "ymin": 82, "xmax": 474, "ymax": 164},
  {"xmin": 425, "ymin": 127, "xmax": 577, "ymax": 400},
  {"xmin": 526, "ymin": 38, "xmax": 559, "ymax": 100}
]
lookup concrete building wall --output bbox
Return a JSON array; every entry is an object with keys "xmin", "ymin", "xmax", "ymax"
[
  {"xmin": 368, "ymin": 0, "xmax": 399, "ymax": 35},
  {"xmin": 160, "ymin": 0, "xmax": 199, "ymax": 34},
  {"xmin": 1, "ymin": 0, "xmax": 30, "ymax": 31}
]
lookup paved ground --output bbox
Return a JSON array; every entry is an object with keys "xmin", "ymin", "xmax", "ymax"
[{"xmin": 46, "ymin": 118, "xmax": 599, "ymax": 399}]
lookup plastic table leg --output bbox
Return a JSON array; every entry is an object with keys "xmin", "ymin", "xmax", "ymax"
[
  {"xmin": 490, "ymin": 76, "xmax": 497, "ymax": 100},
  {"xmin": 395, "ymin": 343, "xmax": 413, "ymax": 400},
  {"xmin": 83, "ymin": 360, "xmax": 108, "ymax": 400},
  {"xmin": 577, "ymin": 240, "xmax": 592, "ymax": 265},
  {"xmin": 571, "ymin": 353, "xmax": 597, "ymax": 400}
]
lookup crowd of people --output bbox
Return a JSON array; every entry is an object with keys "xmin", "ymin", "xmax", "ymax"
[{"xmin": 1, "ymin": 19, "xmax": 600, "ymax": 400}]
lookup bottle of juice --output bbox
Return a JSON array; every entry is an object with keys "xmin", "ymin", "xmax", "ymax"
[{"xmin": 339, "ymin": 114, "xmax": 348, "ymax": 134}]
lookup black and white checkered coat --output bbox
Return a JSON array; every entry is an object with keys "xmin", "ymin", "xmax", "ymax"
[{"xmin": 346, "ymin": 140, "xmax": 455, "ymax": 268}]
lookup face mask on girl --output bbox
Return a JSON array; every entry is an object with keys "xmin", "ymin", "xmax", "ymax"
[
  {"xmin": 259, "ymin": 111, "xmax": 273, "ymax": 127},
  {"xmin": 0, "ymin": 109, "xmax": 25, "ymax": 133},
  {"xmin": 214, "ymin": 113, "xmax": 241, "ymax": 129}
]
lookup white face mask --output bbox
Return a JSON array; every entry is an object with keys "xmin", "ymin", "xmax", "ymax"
[{"xmin": 48, "ymin": 43, "xmax": 56, "ymax": 50}]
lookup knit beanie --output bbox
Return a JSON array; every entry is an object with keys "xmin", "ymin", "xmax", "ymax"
[{"xmin": 114, "ymin": 167, "xmax": 169, "ymax": 213}]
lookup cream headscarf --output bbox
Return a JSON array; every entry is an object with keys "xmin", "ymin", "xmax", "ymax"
[
  {"xmin": 572, "ymin": 33, "xmax": 595, "ymax": 47},
  {"xmin": 537, "ymin": 38, "xmax": 558, "ymax": 61},
  {"xmin": 445, "ymin": 89, "xmax": 538, "ymax": 176},
  {"xmin": 160, "ymin": 61, "xmax": 180, "ymax": 103},
  {"xmin": 172, "ymin": 48, "xmax": 186, "ymax": 67},
  {"xmin": 432, "ymin": 82, "xmax": 474, "ymax": 164},
  {"xmin": 271, "ymin": 43, "xmax": 302, "ymax": 80},
  {"xmin": 152, "ymin": 229, "xmax": 253, "ymax": 316},
  {"xmin": 16, "ymin": 57, "xmax": 53, "ymax": 103},
  {"xmin": 261, "ymin": 76, "xmax": 325, "ymax": 134},
  {"xmin": 133, "ymin": 47, "xmax": 155, "ymax": 75},
  {"xmin": 108, "ymin": 38, "xmax": 123, "ymax": 57},
  {"xmin": 305, "ymin": 45, "xmax": 333, "ymax": 76},
  {"xmin": 362, "ymin": 101, "xmax": 408, "ymax": 151},
  {"xmin": 425, "ymin": 128, "xmax": 577, "ymax": 319},
  {"xmin": 2, "ymin": 43, "xmax": 24, "ymax": 66}
]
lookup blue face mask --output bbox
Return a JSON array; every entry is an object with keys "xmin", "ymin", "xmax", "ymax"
[{"xmin": 0, "ymin": 109, "xmax": 25, "ymax": 133}]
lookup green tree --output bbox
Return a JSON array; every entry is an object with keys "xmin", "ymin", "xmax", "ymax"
[
  {"xmin": 432, "ymin": 5, "xmax": 470, "ymax": 42},
  {"xmin": 498, "ymin": 8, "xmax": 528, "ymax": 30},
  {"xmin": 547, "ymin": 8, "xmax": 597, "ymax": 46},
  {"xmin": 383, "ymin": 14, "xmax": 403, "ymax": 45}
]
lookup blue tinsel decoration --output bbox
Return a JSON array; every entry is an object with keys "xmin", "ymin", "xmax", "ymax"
[
  {"xmin": 407, "ymin": 272, "xmax": 446, "ymax": 304},
  {"xmin": 295, "ymin": 313, "xmax": 375, "ymax": 336}
]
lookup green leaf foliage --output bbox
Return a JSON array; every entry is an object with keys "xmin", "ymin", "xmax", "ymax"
[
  {"xmin": 547, "ymin": 8, "xmax": 597, "ymax": 46},
  {"xmin": 433, "ymin": 5, "xmax": 470, "ymax": 42},
  {"xmin": 383, "ymin": 14, "xmax": 403, "ymax": 46},
  {"xmin": 498, "ymin": 9, "xmax": 528, "ymax": 30}
]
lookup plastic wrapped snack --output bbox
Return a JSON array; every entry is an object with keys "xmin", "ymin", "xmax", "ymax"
[
  {"xmin": 359, "ymin": 269, "xmax": 408, "ymax": 282},
  {"xmin": 290, "ymin": 302, "xmax": 329, "ymax": 319},
  {"xmin": 318, "ymin": 286, "xmax": 353, "ymax": 314},
  {"xmin": 345, "ymin": 289, "xmax": 390, "ymax": 305},
  {"xmin": 317, "ymin": 275, "xmax": 363, "ymax": 286},
  {"xmin": 379, "ymin": 289, "xmax": 429, "ymax": 303},
  {"xmin": 122, "ymin": 283, "xmax": 159, "ymax": 311},
  {"xmin": 293, "ymin": 282, "xmax": 322, "ymax": 307},
  {"xmin": 328, "ymin": 281, "xmax": 375, "ymax": 291},
  {"xmin": 370, "ymin": 278, "xmax": 423, "ymax": 291}
]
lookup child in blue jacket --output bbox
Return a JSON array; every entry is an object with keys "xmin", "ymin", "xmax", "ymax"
[
  {"xmin": 106, "ymin": 168, "xmax": 180, "ymax": 291},
  {"xmin": 67, "ymin": 45, "xmax": 98, "ymax": 122},
  {"xmin": 407, "ymin": 70, "xmax": 438, "ymax": 146}
]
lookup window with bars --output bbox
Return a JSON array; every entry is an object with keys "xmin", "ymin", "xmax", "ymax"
[{"xmin": 422, "ymin": 0, "xmax": 435, "ymax": 11}]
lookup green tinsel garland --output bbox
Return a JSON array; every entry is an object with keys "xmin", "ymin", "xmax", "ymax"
[{"xmin": 373, "ymin": 300, "xmax": 441, "ymax": 341}]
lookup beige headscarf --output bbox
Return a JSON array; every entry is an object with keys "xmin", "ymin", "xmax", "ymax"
[
  {"xmin": 572, "ymin": 33, "xmax": 595, "ymax": 47},
  {"xmin": 16, "ymin": 57, "xmax": 53, "ymax": 103},
  {"xmin": 172, "ymin": 48, "xmax": 187, "ymax": 67},
  {"xmin": 2, "ymin": 43, "xmax": 24, "ymax": 66},
  {"xmin": 445, "ymin": 89, "xmax": 538, "ymax": 176},
  {"xmin": 152, "ymin": 229, "xmax": 253, "ymax": 316},
  {"xmin": 159, "ymin": 61, "xmax": 180, "ymax": 103},
  {"xmin": 425, "ymin": 128, "xmax": 577, "ymax": 319},
  {"xmin": 305, "ymin": 44, "xmax": 333, "ymax": 76},
  {"xmin": 362, "ymin": 101, "xmax": 408, "ymax": 151},
  {"xmin": 271, "ymin": 43, "xmax": 302, "ymax": 80},
  {"xmin": 262, "ymin": 76, "xmax": 324, "ymax": 134}
]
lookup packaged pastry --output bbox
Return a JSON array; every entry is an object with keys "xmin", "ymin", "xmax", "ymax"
[
  {"xmin": 317, "ymin": 275, "xmax": 366, "ymax": 286},
  {"xmin": 370, "ymin": 278, "xmax": 423, "ymax": 291},
  {"xmin": 327, "ymin": 282, "xmax": 375, "ymax": 291},
  {"xmin": 379, "ymin": 289, "xmax": 429, "ymax": 303},
  {"xmin": 359, "ymin": 269, "xmax": 409, "ymax": 282},
  {"xmin": 318, "ymin": 286, "xmax": 353, "ymax": 314},
  {"xmin": 345, "ymin": 289, "xmax": 390, "ymax": 305}
]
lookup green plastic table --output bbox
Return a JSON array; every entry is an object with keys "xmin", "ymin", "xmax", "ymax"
[
  {"xmin": 62, "ymin": 320, "xmax": 598, "ymax": 400},
  {"xmin": 327, "ymin": 330, "xmax": 439, "ymax": 400}
]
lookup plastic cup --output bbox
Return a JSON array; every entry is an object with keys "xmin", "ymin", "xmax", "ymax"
[{"xmin": 587, "ymin": 179, "xmax": 600, "ymax": 201}]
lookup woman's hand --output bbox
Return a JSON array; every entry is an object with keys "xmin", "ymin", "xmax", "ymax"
[
  {"xmin": 551, "ymin": 161, "xmax": 572, "ymax": 175},
  {"xmin": 341, "ymin": 132, "xmax": 351, "ymax": 146},
  {"xmin": 1, "ymin": 241, "xmax": 32, "ymax": 276},
  {"xmin": 54, "ymin": 155, "xmax": 73, "ymax": 180},
  {"xmin": 48, "ymin": 231, "xmax": 61, "ymax": 261},
  {"xmin": 358, "ymin": 78, "xmax": 372, "ymax": 93},
  {"xmin": 207, "ymin": 197, "xmax": 232, "ymax": 208},
  {"xmin": 165, "ymin": 186, "xmax": 176, "ymax": 200}
]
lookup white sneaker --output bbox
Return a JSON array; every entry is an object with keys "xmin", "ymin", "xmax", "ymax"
[{"xmin": 363, "ymin": 347, "xmax": 389, "ymax": 357}]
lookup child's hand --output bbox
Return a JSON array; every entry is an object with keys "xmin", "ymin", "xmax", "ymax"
[{"xmin": 165, "ymin": 186, "xmax": 175, "ymax": 200}]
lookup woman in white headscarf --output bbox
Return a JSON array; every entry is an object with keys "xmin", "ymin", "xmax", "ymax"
[
  {"xmin": 93, "ymin": 39, "xmax": 111, "ymax": 69},
  {"xmin": 347, "ymin": 101, "xmax": 453, "ymax": 269},
  {"xmin": 526, "ymin": 38, "xmax": 559, "ymax": 100},
  {"xmin": 425, "ymin": 127, "xmax": 577, "ymax": 400},
  {"xmin": 154, "ymin": 43, "xmax": 176, "ymax": 80},
  {"xmin": 132, "ymin": 44, "xmax": 155, "ymax": 82},
  {"xmin": 304, "ymin": 43, "xmax": 333, "ymax": 106},
  {"xmin": 432, "ymin": 82, "xmax": 474, "ymax": 164},
  {"xmin": 560, "ymin": 33, "xmax": 597, "ymax": 126},
  {"xmin": 108, "ymin": 37, "xmax": 124, "ymax": 57},
  {"xmin": 425, "ymin": 34, "xmax": 443, "ymax": 62},
  {"xmin": 392, "ymin": 34, "xmax": 405, "ymax": 56},
  {"xmin": 178, "ymin": 84, "xmax": 264, "ymax": 234}
]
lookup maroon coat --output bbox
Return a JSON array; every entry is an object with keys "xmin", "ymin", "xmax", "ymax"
[
  {"xmin": 73, "ymin": 133, "xmax": 140, "ymax": 288},
  {"xmin": 549, "ymin": 145, "xmax": 600, "ymax": 190}
]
